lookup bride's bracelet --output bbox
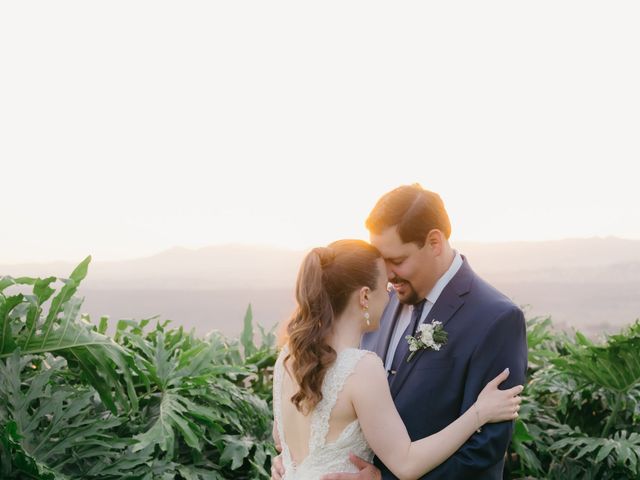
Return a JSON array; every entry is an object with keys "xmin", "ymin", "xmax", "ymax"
[{"xmin": 473, "ymin": 404, "xmax": 483, "ymax": 434}]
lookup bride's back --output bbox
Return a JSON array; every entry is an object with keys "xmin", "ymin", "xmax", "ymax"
[
  {"xmin": 280, "ymin": 353, "xmax": 359, "ymax": 464},
  {"xmin": 273, "ymin": 346, "xmax": 375, "ymax": 479},
  {"xmin": 273, "ymin": 241, "xmax": 385, "ymax": 478}
]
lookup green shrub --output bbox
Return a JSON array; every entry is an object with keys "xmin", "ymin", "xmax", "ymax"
[
  {"xmin": 0, "ymin": 257, "xmax": 278, "ymax": 479},
  {"xmin": 507, "ymin": 316, "xmax": 640, "ymax": 479},
  {"xmin": 4, "ymin": 257, "xmax": 639, "ymax": 479}
]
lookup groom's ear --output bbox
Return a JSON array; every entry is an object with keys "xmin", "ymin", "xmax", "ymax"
[{"xmin": 426, "ymin": 229, "xmax": 444, "ymax": 254}]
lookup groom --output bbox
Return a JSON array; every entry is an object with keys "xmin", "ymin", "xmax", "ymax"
[{"xmin": 272, "ymin": 184, "xmax": 528, "ymax": 479}]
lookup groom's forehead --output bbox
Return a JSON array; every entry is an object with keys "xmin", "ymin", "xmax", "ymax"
[{"xmin": 370, "ymin": 229, "xmax": 415, "ymax": 257}]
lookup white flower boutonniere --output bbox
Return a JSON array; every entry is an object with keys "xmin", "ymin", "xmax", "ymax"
[{"xmin": 405, "ymin": 320, "xmax": 448, "ymax": 362}]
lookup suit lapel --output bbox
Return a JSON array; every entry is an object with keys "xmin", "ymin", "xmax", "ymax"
[
  {"xmin": 389, "ymin": 256, "xmax": 474, "ymax": 399},
  {"xmin": 373, "ymin": 294, "xmax": 402, "ymax": 359}
]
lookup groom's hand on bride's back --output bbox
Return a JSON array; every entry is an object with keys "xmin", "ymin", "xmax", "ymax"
[{"xmin": 321, "ymin": 453, "xmax": 382, "ymax": 480}]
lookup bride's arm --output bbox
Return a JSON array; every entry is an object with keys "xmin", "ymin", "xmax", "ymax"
[{"xmin": 351, "ymin": 353, "xmax": 520, "ymax": 480}]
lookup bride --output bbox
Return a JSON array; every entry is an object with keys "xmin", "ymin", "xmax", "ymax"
[{"xmin": 271, "ymin": 240, "xmax": 523, "ymax": 480}]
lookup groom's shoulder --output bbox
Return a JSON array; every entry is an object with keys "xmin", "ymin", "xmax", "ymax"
[
  {"xmin": 465, "ymin": 276, "xmax": 524, "ymax": 345},
  {"xmin": 468, "ymin": 270, "xmax": 521, "ymax": 318}
]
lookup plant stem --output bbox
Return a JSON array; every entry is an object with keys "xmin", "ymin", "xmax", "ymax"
[{"xmin": 601, "ymin": 393, "xmax": 623, "ymax": 437}]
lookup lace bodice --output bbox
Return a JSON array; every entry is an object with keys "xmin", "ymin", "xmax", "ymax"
[{"xmin": 273, "ymin": 346, "xmax": 376, "ymax": 479}]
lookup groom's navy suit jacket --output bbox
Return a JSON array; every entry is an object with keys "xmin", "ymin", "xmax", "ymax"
[{"xmin": 361, "ymin": 254, "xmax": 527, "ymax": 480}]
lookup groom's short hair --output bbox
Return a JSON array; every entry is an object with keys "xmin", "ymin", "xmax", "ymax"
[{"xmin": 365, "ymin": 183, "xmax": 452, "ymax": 247}]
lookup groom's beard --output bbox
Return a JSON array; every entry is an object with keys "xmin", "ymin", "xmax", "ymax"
[{"xmin": 390, "ymin": 276, "xmax": 422, "ymax": 306}]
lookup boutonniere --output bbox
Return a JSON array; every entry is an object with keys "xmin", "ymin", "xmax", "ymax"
[{"xmin": 405, "ymin": 320, "xmax": 448, "ymax": 362}]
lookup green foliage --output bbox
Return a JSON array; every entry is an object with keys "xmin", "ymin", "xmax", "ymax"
[
  {"xmin": 506, "ymin": 316, "xmax": 640, "ymax": 479},
  {"xmin": 0, "ymin": 421, "xmax": 61, "ymax": 480},
  {"xmin": 6, "ymin": 258, "xmax": 640, "ymax": 479},
  {"xmin": 0, "ymin": 258, "xmax": 138, "ymax": 414},
  {"xmin": 0, "ymin": 260, "xmax": 278, "ymax": 479}
]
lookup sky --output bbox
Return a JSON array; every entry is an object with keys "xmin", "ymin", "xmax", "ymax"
[{"xmin": 1, "ymin": 1, "xmax": 639, "ymax": 264}]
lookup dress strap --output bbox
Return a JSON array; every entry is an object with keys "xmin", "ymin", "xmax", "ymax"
[{"xmin": 308, "ymin": 348, "xmax": 371, "ymax": 452}]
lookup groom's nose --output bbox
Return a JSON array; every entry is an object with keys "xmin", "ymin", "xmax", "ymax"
[
  {"xmin": 384, "ymin": 265, "xmax": 398, "ymax": 280},
  {"xmin": 386, "ymin": 267, "xmax": 397, "ymax": 281}
]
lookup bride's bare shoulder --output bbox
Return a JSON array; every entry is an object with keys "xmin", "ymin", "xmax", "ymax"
[
  {"xmin": 354, "ymin": 350, "xmax": 385, "ymax": 377},
  {"xmin": 347, "ymin": 351, "xmax": 389, "ymax": 400}
]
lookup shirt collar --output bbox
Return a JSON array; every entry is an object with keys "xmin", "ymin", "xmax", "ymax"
[{"xmin": 424, "ymin": 250, "xmax": 463, "ymax": 305}]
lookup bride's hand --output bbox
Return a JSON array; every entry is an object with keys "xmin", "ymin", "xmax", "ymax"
[{"xmin": 474, "ymin": 368, "xmax": 524, "ymax": 425}]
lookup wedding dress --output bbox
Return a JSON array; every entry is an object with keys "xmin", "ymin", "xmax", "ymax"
[{"xmin": 273, "ymin": 345, "xmax": 376, "ymax": 479}]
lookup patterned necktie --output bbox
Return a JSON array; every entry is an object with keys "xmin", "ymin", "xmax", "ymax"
[{"xmin": 388, "ymin": 299, "xmax": 427, "ymax": 380}]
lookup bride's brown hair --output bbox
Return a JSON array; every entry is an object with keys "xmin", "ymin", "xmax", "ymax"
[{"xmin": 285, "ymin": 239, "xmax": 382, "ymax": 414}]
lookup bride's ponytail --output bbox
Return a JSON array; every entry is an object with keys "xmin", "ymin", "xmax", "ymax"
[
  {"xmin": 286, "ymin": 247, "xmax": 337, "ymax": 414},
  {"xmin": 284, "ymin": 240, "xmax": 381, "ymax": 414}
]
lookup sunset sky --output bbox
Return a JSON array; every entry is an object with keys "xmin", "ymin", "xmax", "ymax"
[{"xmin": 1, "ymin": 1, "xmax": 639, "ymax": 264}]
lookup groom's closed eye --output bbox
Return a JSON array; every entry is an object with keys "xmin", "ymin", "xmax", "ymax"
[{"xmin": 387, "ymin": 257, "xmax": 406, "ymax": 266}]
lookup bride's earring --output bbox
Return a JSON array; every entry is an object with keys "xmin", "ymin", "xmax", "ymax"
[{"xmin": 364, "ymin": 305, "xmax": 371, "ymax": 326}]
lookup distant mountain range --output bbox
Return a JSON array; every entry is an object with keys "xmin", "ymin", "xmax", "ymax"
[{"xmin": 2, "ymin": 237, "xmax": 639, "ymax": 339}]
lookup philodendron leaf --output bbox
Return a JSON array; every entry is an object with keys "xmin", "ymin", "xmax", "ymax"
[
  {"xmin": 133, "ymin": 390, "xmax": 201, "ymax": 455},
  {"xmin": 43, "ymin": 256, "xmax": 91, "ymax": 330},
  {"xmin": 219, "ymin": 435, "xmax": 253, "ymax": 470},
  {"xmin": 0, "ymin": 294, "xmax": 23, "ymax": 354},
  {"xmin": 240, "ymin": 304, "xmax": 256, "ymax": 358},
  {"xmin": 9, "ymin": 296, "xmax": 139, "ymax": 413}
]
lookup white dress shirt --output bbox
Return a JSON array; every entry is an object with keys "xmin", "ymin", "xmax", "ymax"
[{"xmin": 384, "ymin": 250, "xmax": 463, "ymax": 373}]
